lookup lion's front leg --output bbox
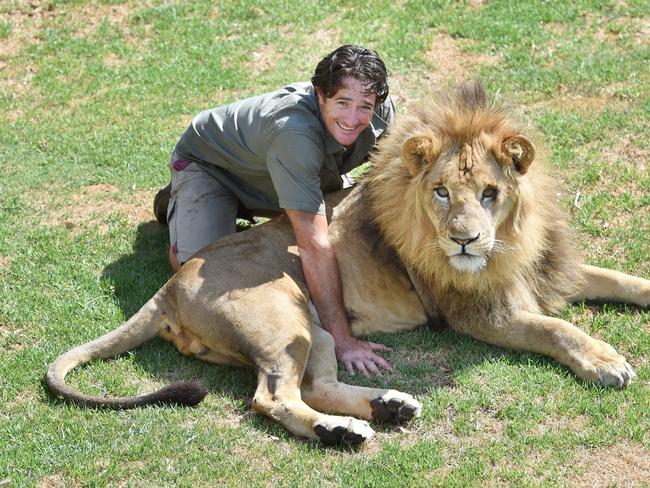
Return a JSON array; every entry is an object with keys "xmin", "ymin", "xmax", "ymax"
[
  {"xmin": 462, "ymin": 311, "xmax": 635, "ymax": 388},
  {"xmin": 301, "ymin": 326, "xmax": 422, "ymax": 424},
  {"xmin": 573, "ymin": 264, "xmax": 650, "ymax": 307}
]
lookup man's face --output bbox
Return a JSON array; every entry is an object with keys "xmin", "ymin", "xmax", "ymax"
[{"xmin": 316, "ymin": 77, "xmax": 377, "ymax": 148}]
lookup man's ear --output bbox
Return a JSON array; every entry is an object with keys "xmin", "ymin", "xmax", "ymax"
[
  {"xmin": 497, "ymin": 135, "xmax": 535, "ymax": 175},
  {"xmin": 401, "ymin": 133, "xmax": 439, "ymax": 177}
]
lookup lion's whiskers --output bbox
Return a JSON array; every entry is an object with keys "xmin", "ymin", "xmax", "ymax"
[{"xmin": 489, "ymin": 239, "xmax": 513, "ymax": 256}]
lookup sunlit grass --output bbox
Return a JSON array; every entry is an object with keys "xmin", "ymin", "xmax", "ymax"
[{"xmin": 1, "ymin": 0, "xmax": 648, "ymax": 485}]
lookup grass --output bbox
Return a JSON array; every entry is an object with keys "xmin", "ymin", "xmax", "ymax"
[{"xmin": 1, "ymin": 0, "xmax": 649, "ymax": 486}]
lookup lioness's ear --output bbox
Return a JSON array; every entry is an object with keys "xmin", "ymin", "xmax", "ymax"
[
  {"xmin": 498, "ymin": 135, "xmax": 535, "ymax": 175},
  {"xmin": 401, "ymin": 133, "xmax": 439, "ymax": 176}
]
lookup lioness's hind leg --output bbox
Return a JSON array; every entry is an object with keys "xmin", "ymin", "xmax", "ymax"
[
  {"xmin": 301, "ymin": 327, "xmax": 422, "ymax": 424},
  {"xmin": 575, "ymin": 264, "xmax": 650, "ymax": 307},
  {"xmin": 250, "ymin": 327, "xmax": 374, "ymax": 444}
]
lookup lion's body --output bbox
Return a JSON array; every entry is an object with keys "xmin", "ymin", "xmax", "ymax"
[{"xmin": 47, "ymin": 82, "xmax": 649, "ymax": 444}]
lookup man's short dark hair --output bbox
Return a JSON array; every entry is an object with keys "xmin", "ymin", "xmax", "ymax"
[{"xmin": 311, "ymin": 44, "xmax": 389, "ymax": 104}]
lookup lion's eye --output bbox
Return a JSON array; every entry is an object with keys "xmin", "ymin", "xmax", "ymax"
[
  {"xmin": 482, "ymin": 187, "xmax": 497, "ymax": 200},
  {"xmin": 434, "ymin": 187, "xmax": 449, "ymax": 199}
]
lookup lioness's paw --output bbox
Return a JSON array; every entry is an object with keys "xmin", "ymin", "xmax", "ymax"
[
  {"xmin": 578, "ymin": 340, "xmax": 636, "ymax": 388},
  {"xmin": 313, "ymin": 416, "xmax": 375, "ymax": 445},
  {"xmin": 370, "ymin": 390, "xmax": 422, "ymax": 424}
]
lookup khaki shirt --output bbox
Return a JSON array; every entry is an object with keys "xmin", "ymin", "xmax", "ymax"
[{"xmin": 173, "ymin": 82, "xmax": 394, "ymax": 214}]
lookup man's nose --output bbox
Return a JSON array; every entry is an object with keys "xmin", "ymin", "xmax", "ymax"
[{"xmin": 341, "ymin": 109, "xmax": 358, "ymax": 126}]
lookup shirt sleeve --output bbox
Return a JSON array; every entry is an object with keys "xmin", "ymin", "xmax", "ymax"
[{"xmin": 266, "ymin": 131, "xmax": 327, "ymax": 214}]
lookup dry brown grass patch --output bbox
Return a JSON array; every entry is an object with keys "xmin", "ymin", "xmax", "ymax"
[
  {"xmin": 527, "ymin": 92, "xmax": 626, "ymax": 115},
  {"xmin": 391, "ymin": 33, "xmax": 499, "ymax": 108},
  {"xmin": 246, "ymin": 43, "xmax": 281, "ymax": 76},
  {"xmin": 35, "ymin": 473, "xmax": 81, "ymax": 488},
  {"xmin": 565, "ymin": 440, "xmax": 650, "ymax": 487},
  {"xmin": 468, "ymin": 0, "xmax": 489, "ymax": 9},
  {"xmin": 530, "ymin": 413, "xmax": 589, "ymax": 437},
  {"xmin": 73, "ymin": 3, "xmax": 134, "ymax": 37},
  {"xmin": 636, "ymin": 17, "xmax": 650, "ymax": 46},
  {"xmin": 0, "ymin": 256, "xmax": 10, "ymax": 269},
  {"xmin": 0, "ymin": 1, "xmax": 55, "ymax": 59},
  {"xmin": 304, "ymin": 25, "xmax": 344, "ymax": 67},
  {"xmin": 600, "ymin": 137, "xmax": 648, "ymax": 178},
  {"xmin": 0, "ymin": 320, "xmax": 26, "ymax": 354},
  {"xmin": 424, "ymin": 34, "xmax": 499, "ymax": 85},
  {"xmin": 0, "ymin": 1, "xmax": 144, "ymax": 102},
  {"xmin": 41, "ymin": 184, "xmax": 155, "ymax": 234}
]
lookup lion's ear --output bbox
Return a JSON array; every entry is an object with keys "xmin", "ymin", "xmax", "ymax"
[
  {"xmin": 401, "ymin": 133, "xmax": 439, "ymax": 176},
  {"xmin": 498, "ymin": 135, "xmax": 535, "ymax": 175}
]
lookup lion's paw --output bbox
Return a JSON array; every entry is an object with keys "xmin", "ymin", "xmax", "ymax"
[
  {"xmin": 578, "ymin": 340, "xmax": 636, "ymax": 388},
  {"xmin": 370, "ymin": 390, "xmax": 422, "ymax": 424},
  {"xmin": 313, "ymin": 416, "xmax": 375, "ymax": 445}
]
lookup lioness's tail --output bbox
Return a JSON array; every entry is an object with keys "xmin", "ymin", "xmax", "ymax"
[{"xmin": 46, "ymin": 294, "xmax": 208, "ymax": 409}]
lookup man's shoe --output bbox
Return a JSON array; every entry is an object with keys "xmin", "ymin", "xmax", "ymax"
[{"xmin": 153, "ymin": 183, "xmax": 171, "ymax": 225}]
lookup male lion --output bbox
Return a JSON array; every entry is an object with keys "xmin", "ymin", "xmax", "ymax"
[{"xmin": 47, "ymin": 82, "xmax": 649, "ymax": 445}]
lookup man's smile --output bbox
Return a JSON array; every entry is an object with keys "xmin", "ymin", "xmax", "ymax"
[{"xmin": 336, "ymin": 121, "xmax": 358, "ymax": 132}]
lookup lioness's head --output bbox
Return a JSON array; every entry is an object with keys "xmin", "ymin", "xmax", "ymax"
[{"xmin": 370, "ymin": 82, "xmax": 547, "ymax": 287}]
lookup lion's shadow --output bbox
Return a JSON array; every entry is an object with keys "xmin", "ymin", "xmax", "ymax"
[{"xmin": 100, "ymin": 221, "xmax": 638, "ymax": 444}]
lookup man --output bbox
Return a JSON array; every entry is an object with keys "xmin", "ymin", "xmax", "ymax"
[{"xmin": 154, "ymin": 45, "xmax": 394, "ymax": 375}]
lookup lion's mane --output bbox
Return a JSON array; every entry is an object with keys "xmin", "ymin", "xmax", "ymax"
[{"xmin": 366, "ymin": 82, "xmax": 583, "ymax": 321}]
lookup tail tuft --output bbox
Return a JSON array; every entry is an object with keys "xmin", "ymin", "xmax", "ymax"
[{"xmin": 151, "ymin": 381, "xmax": 208, "ymax": 407}]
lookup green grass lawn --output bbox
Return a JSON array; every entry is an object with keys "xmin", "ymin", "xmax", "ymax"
[{"xmin": 1, "ymin": 0, "xmax": 649, "ymax": 486}]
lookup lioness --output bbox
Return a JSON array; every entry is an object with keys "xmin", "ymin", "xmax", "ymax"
[{"xmin": 47, "ymin": 82, "xmax": 649, "ymax": 445}]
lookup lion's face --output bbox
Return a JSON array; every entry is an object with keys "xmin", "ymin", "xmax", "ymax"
[
  {"xmin": 401, "ymin": 131, "xmax": 535, "ymax": 274},
  {"xmin": 425, "ymin": 141, "xmax": 514, "ymax": 273}
]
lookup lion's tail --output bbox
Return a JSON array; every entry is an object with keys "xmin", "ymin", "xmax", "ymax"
[{"xmin": 46, "ymin": 294, "xmax": 208, "ymax": 409}]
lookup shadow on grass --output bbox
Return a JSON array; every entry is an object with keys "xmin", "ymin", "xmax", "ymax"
[{"xmin": 101, "ymin": 220, "xmax": 172, "ymax": 316}]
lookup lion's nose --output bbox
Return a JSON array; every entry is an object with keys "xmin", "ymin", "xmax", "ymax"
[{"xmin": 450, "ymin": 234, "xmax": 480, "ymax": 246}]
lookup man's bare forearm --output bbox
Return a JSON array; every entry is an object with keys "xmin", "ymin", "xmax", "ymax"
[
  {"xmin": 285, "ymin": 208, "xmax": 391, "ymax": 375},
  {"xmin": 298, "ymin": 244, "xmax": 353, "ymax": 341}
]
